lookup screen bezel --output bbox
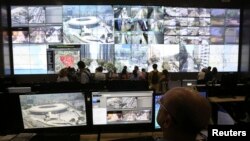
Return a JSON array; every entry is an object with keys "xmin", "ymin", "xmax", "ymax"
[
  {"xmin": 90, "ymin": 90, "xmax": 154, "ymax": 133},
  {"xmin": 18, "ymin": 91, "xmax": 92, "ymax": 134},
  {"xmin": 10, "ymin": 5, "xmax": 241, "ymax": 75}
]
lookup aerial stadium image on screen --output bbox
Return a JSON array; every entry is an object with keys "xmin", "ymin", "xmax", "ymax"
[
  {"xmin": 63, "ymin": 5, "xmax": 114, "ymax": 44},
  {"xmin": 19, "ymin": 93, "xmax": 87, "ymax": 129}
]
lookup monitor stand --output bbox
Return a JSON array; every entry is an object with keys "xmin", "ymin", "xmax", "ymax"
[{"xmin": 30, "ymin": 133, "xmax": 80, "ymax": 141}]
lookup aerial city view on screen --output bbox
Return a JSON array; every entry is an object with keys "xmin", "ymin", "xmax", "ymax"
[
  {"xmin": 11, "ymin": 6, "xmax": 240, "ymax": 74},
  {"xmin": 19, "ymin": 93, "xmax": 87, "ymax": 129}
]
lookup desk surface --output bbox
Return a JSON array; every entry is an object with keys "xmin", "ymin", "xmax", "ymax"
[{"xmin": 208, "ymin": 96, "xmax": 245, "ymax": 103}]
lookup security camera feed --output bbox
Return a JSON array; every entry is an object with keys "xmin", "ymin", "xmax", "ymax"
[
  {"xmin": 154, "ymin": 95, "xmax": 162, "ymax": 129},
  {"xmin": 19, "ymin": 92, "xmax": 87, "ymax": 129},
  {"xmin": 45, "ymin": 26, "xmax": 63, "ymax": 43},
  {"xmin": 45, "ymin": 6, "xmax": 63, "ymax": 24},
  {"xmin": 11, "ymin": 6, "xmax": 29, "ymax": 26},
  {"xmin": 12, "ymin": 30, "xmax": 29, "ymax": 43},
  {"xmin": 29, "ymin": 27, "xmax": 46, "ymax": 43},
  {"xmin": 92, "ymin": 91, "xmax": 153, "ymax": 125},
  {"xmin": 11, "ymin": 5, "xmax": 240, "ymax": 74},
  {"xmin": 28, "ymin": 7, "xmax": 45, "ymax": 24},
  {"xmin": 63, "ymin": 5, "xmax": 114, "ymax": 44}
]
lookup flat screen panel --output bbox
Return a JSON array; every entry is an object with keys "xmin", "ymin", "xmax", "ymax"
[
  {"xmin": 154, "ymin": 95, "xmax": 162, "ymax": 129},
  {"xmin": 92, "ymin": 91, "xmax": 153, "ymax": 125},
  {"xmin": 19, "ymin": 92, "xmax": 87, "ymax": 129}
]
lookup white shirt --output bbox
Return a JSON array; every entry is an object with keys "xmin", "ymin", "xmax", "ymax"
[
  {"xmin": 197, "ymin": 71, "xmax": 205, "ymax": 80},
  {"xmin": 80, "ymin": 70, "xmax": 91, "ymax": 84},
  {"xmin": 57, "ymin": 76, "xmax": 69, "ymax": 82},
  {"xmin": 94, "ymin": 72, "xmax": 106, "ymax": 81}
]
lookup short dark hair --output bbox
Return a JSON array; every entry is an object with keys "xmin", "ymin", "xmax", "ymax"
[
  {"xmin": 77, "ymin": 61, "xmax": 86, "ymax": 69},
  {"xmin": 207, "ymin": 66, "xmax": 211, "ymax": 70},
  {"xmin": 153, "ymin": 64, "xmax": 158, "ymax": 69},
  {"xmin": 97, "ymin": 66, "xmax": 103, "ymax": 72}
]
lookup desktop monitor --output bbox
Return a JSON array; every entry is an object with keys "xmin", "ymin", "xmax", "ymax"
[
  {"xmin": 168, "ymin": 80, "xmax": 182, "ymax": 89},
  {"xmin": 91, "ymin": 91, "xmax": 153, "ymax": 132},
  {"xmin": 182, "ymin": 79, "xmax": 197, "ymax": 87},
  {"xmin": 154, "ymin": 91, "xmax": 207, "ymax": 130},
  {"xmin": 219, "ymin": 72, "xmax": 238, "ymax": 97},
  {"xmin": 154, "ymin": 94, "xmax": 163, "ymax": 130},
  {"xmin": 220, "ymin": 72, "xmax": 238, "ymax": 88},
  {"xmin": 199, "ymin": 91, "xmax": 208, "ymax": 98},
  {"xmin": 19, "ymin": 92, "xmax": 88, "ymax": 133}
]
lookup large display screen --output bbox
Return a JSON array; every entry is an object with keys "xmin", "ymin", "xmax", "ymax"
[
  {"xmin": 19, "ymin": 92, "xmax": 87, "ymax": 129},
  {"xmin": 92, "ymin": 91, "xmax": 153, "ymax": 125},
  {"xmin": 11, "ymin": 6, "xmax": 240, "ymax": 74}
]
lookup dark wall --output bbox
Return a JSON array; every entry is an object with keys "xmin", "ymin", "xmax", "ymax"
[
  {"xmin": 7, "ymin": 0, "xmax": 242, "ymax": 8},
  {"xmin": 0, "ymin": 7, "xmax": 3, "ymax": 77},
  {"xmin": 240, "ymin": 2, "xmax": 250, "ymax": 73}
]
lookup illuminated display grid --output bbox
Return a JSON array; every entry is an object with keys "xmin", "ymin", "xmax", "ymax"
[{"xmin": 11, "ymin": 6, "xmax": 240, "ymax": 74}]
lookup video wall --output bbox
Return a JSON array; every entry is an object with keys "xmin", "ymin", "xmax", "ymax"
[{"xmin": 11, "ymin": 5, "xmax": 240, "ymax": 74}]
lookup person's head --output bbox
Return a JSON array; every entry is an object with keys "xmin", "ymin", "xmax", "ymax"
[
  {"xmin": 134, "ymin": 66, "xmax": 139, "ymax": 71},
  {"xmin": 207, "ymin": 66, "xmax": 211, "ymax": 71},
  {"xmin": 96, "ymin": 66, "xmax": 103, "ymax": 72},
  {"xmin": 157, "ymin": 87, "xmax": 211, "ymax": 141},
  {"xmin": 132, "ymin": 70, "xmax": 138, "ymax": 77},
  {"xmin": 162, "ymin": 69, "xmax": 168, "ymax": 76},
  {"xmin": 77, "ymin": 61, "xmax": 86, "ymax": 69},
  {"xmin": 141, "ymin": 68, "xmax": 146, "ymax": 72},
  {"xmin": 58, "ymin": 68, "xmax": 68, "ymax": 78},
  {"xmin": 212, "ymin": 67, "xmax": 217, "ymax": 74},
  {"xmin": 153, "ymin": 64, "xmax": 158, "ymax": 70},
  {"xmin": 201, "ymin": 68, "xmax": 206, "ymax": 72},
  {"xmin": 123, "ymin": 66, "xmax": 127, "ymax": 70}
]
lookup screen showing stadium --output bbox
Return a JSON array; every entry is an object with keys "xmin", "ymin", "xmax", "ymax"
[
  {"xmin": 11, "ymin": 6, "xmax": 240, "ymax": 74},
  {"xmin": 19, "ymin": 92, "xmax": 87, "ymax": 129},
  {"xmin": 92, "ymin": 91, "xmax": 153, "ymax": 125}
]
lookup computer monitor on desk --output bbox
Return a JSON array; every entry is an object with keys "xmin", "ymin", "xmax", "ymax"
[
  {"xmin": 154, "ymin": 94, "xmax": 162, "ymax": 130},
  {"xmin": 218, "ymin": 73, "xmax": 238, "ymax": 98},
  {"xmin": 91, "ymin": 91, "xmax": 153, "ymax": 132},
  {"xmin": 19, "ymin": 92, "xmax": 88, "ymax": 133},
  {"xmin": 182, "ymin": 79, "xmax": 197, "ymax": 87},
  {"xmin": 168, "ymin": 80, "xmax": 182, "ymax": 89},
  {"xmin": 154, "ymin": 91, "xmax": 207, "ymax": 130}
]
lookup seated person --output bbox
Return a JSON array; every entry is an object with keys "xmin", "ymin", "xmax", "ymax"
[
  {"xmin": 94, "ymin": 66, "xmax": 106, "ymax": 81},
  {"xmin": 57, "ymin": 68, "xmax": 69, "ymax": 82},
  {"xmin": 157, "ymin": 87, "xmax": 211, "ymax": 141}
]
